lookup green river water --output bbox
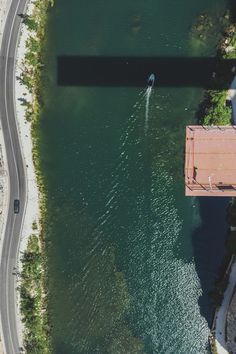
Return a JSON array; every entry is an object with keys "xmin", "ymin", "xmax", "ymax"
[{"xmin": 40, "ymin": 0, "xmax": 230, "ymax": 353}]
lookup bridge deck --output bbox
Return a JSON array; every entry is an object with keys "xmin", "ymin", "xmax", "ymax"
[{"xmin": 185, "ymin": 125, "xmax": 236, "ymax": 196}]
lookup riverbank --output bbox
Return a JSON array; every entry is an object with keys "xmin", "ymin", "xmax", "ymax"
[
  {"xmin": 192, "ymin": 9, "xmax": 236, "ymax": 354},
  {"xmin": 15, "ymin": 0, "xmax": 54, "ymax": 352},
  {"xmin": 211, "ymin": 197, "xmax": 236, "ymax": 354}
]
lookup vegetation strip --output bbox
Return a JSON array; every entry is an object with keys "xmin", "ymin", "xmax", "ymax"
[
  {"xmin": 197, "ymin": 10, "xmax": 236, "ymax": 126},
  {"xmin": 19, "ymin": 234, "xmax": 50, "ymax": 353},
  {"xmin": 18, "ymin": 0, "xmax": 54, "ymax": 352}
]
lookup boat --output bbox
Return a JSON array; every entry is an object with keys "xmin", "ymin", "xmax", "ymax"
[{"xmin": 147, "ymin": 73, "xmax": 155, "ymax": 87}]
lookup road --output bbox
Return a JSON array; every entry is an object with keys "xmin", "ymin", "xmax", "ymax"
[
  {"xmin": 0, "ymin": 0, "xmax": 28, "ymax": 353},
  {"xmin": 214, "ymin": 260, "xmax": 236, "ymax": 354}
]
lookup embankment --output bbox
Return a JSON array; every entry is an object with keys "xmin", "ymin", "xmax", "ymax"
[{"xmin": 15, "ymin": 0, "xmax": 54, "ymax": 352}]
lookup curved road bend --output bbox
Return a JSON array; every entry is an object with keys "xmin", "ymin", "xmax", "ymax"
[{"xmin": 0, "ymin": 0, "xmax": 28, "ymax": 353}]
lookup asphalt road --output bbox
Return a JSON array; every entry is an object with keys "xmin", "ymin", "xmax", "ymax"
[{"xmin": 0, "ymin": 0, "xmax": 28, "ymax": 353}]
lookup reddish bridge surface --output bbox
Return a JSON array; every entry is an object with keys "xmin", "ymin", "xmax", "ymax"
[{"xmin": 185, "ymin": 125, "xmax": 236, "ymax": 196}]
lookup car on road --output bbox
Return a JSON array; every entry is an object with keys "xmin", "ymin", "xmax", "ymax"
[{"xmin": 14, "ymin": 199, "xmax": 20, "ymax": 214}]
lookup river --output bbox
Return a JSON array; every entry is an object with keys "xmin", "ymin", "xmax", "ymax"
[{"xmin": 40, "ymin": 0, "xmax": 229, "ymax": 353}]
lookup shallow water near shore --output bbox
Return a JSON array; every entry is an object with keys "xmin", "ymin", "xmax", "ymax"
[{"xmin": 40, "ymin": 0, "xmax": 229, "ymax": 353}]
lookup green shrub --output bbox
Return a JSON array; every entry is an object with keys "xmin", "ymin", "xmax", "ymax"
[
  {"xmin": 201, "ymin": 90, "xmax": 232, "ymax": 125},
  {"xmin": 32, "ymin": 221, "xmax": 38, "ymax": 230}
]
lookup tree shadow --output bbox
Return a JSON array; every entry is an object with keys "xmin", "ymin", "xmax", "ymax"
[{"xmin": 192, "ymin": 197, "xmax": 229, "ymax": 326}]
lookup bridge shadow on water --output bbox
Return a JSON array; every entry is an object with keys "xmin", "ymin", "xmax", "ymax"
[
  {"xmin": 57, "ymin": 56, "xmax": 236, "ymax": 89},
  {"xmin": 192, "ymin": 197, "xmax": 229, "ymax": 326}
]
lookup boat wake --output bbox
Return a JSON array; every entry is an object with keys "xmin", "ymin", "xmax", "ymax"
[{"xmin": 145, "ymin": 74, "xmax": 155, "ymax": 134}]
